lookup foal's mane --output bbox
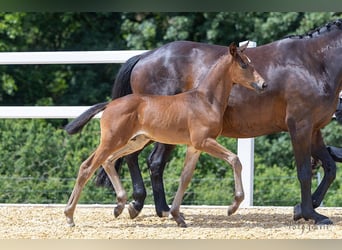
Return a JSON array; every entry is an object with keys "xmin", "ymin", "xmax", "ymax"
[{"xmin": 284, "ymin": 19, "xmax": 342, "ymax": 39}]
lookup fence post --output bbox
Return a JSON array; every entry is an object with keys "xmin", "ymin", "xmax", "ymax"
[{"xmin": 238, "ymin": 40, "xmax": 256, "ymax": 208}]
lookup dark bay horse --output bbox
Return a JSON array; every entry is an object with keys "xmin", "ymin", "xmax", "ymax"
[
  {"xmin": 70, "ymin": 19, "xmax": 342, "ymax": 225},
  {"xmin": 64, "ymin": 43, "xmax": 266, "ymax": 227}
]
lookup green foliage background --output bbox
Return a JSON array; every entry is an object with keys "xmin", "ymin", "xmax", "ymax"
[{"xmin": 1, "ymin": 12, "xmax": 342, "ymax": 207}]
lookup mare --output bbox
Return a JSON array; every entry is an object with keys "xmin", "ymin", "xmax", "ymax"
[
  {"xmin": 70, "ymin": 19, "xmax": 342, "ymax": 225},
  {"xmin": 64, "ymin": 43, "xmax": 266, "ymax": 227}
]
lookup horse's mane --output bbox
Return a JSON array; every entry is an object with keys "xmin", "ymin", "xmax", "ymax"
[{"xmin": 284, "ymin": 19, "xmax": 342, "ymax": 39}]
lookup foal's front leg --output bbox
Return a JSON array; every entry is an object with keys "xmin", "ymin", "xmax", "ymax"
[
  {"xmin": 199, "ymin": 138, "xmax": 244, "ymax": 215},
  {"xmin": 170, "ymin": 146, "xmax": 201, "ymax": 227}
]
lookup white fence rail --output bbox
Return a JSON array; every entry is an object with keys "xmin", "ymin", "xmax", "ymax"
[
  {"xmin": 0, "ymin": 48, "xmax": 255, "ymax": 207},
  {"xmin": 0, "ymin": 50, "xmax": 148, "ymax": 65},
  {"xmin": 0, "ymin": 106, "xmax": 102, "ymax": 119}
]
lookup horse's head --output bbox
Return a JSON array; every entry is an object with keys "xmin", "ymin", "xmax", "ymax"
[{"xmin": 229, "ymin": 42, "xmax": 266, "ymax": 93}]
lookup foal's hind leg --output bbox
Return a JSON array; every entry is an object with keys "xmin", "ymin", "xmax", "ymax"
[
  {"xmin": 102, "ymin": 158, "xmax": 128, "ymax": 218},
  {"xmin": 64, "ymin": 148, "xmax": 112, "ymax": 227},
  {"xmin": 102, "ymin": 135, "xmax": 151, "ymax": 218}
]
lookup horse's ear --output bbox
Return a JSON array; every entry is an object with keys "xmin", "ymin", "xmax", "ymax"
[
  {"xmin": 239, "ymin": 41, "xmax": 249, "ymax": 52},
  {"xmin": 229, "ymin": 42, "xmax": 237, "ymax": 58}
]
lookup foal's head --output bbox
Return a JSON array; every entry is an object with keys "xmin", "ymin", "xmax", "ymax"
[{"xmin": 229, "ymin": 42, "xmax": 266, "ymax": 92}]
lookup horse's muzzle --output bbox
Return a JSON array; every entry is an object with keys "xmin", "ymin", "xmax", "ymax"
[{"xmin": 251, "ymin": 81, "xmax": 267, "ymax": 93}]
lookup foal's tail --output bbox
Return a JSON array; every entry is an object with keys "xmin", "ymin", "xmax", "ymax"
[{"xmin": 64, "ymin": 102, "xmax": 108, "ymax": 135}]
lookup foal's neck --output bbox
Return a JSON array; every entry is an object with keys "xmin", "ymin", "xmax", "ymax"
[{"xmin": 196, "ymin": 53, "xmax": 233, "ymax": 107}]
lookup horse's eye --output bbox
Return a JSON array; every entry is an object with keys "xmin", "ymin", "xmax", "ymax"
[{"xmin": 237, "ymin": 55, "xmax": 248, "ymax": 69}]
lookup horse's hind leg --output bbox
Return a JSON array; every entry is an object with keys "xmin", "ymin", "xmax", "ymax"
[
  {"xmin": 311, "ymin": 131, "xmax": 336, "ymax": 208},
  {"xmin": 148, "ymin": 143, "xmax": 175, "ymax": 217},
  {"xmin": 294, "ymin": 131, "xmax": 336, "ymax": 222},
  {"xmin": 124, "ymin": 151, "xmax": 147, "ymax": 219},
  {"xmin": 170, "ymin": 146, "xmax": 200, "ymax": 227},
  {"xmin": 64, "ymin": 148, "xmax": 112, "ymax": 227},
  {"xmin": 288, "ymin": 120, "xmax": 332, "ymax": 225}
]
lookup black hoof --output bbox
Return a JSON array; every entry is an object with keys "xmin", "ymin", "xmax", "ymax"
[
  {"xmin": 315, "ymin": 218, "xmax": 333, "ymax": 225},
  {"xmin": 293, "ymin": 204, "xmax": 303, "ymax": 221},
  {"xmin": 128, "ymin": 202, "xmax": 141, "ymax": 219}
]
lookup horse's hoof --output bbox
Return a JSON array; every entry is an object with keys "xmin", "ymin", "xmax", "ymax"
[
  {"xmin": 114, "ymin": 205, "xmax": 125, "ymax": 218},
  {"xmin": 157, "ymin": 210, "xmax": 171, "ymax": 218},
  {"xmin": 178, "ymin": 222, "xmax": 187, "ymax": 228},
  {"xmin": 315, "ymin": 218, "xmax": 333, "ymax": 225},
  {"xmin": 293, "ymin": 204, "xmax": 303, "ymax": 221},
  {"xmin": 66, "ymin": 218, "xmax": 75, "ymax": 227},
  {"xmin": 227, "ymin": 205, "xmax": 238, "ymax": 216},
  {"xmin": 158, "ymin": 211, "xmax": 170, "ymax": 217},
  {"xmin": 174, "ymin": 216, "xmax": 187, "ymax": 228},
  {"xmin": 128, "ymin": 202, "xmax": 141, "ymax": 219}
]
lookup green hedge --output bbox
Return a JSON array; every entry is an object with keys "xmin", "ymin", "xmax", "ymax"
[{"xmin": 0, "ymin": 118, "xmax": 342, "ymax": 207}]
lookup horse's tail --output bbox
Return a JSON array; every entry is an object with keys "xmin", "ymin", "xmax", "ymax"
[
  {"xmin": 64, "ymin": 102, "xmax": 108, "ymax": 135},
  {"xmin": 95, "ymin": 54, "xmax": 142, "ymax": 188},
  {"xmin": 111, "ymin": 54, "xmax": 142, "ymax": 99}
]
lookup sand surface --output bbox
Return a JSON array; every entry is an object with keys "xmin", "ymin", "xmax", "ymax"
[{"xmin": 0, "ymin": 205, "xmax": 341, "ymax": 239}]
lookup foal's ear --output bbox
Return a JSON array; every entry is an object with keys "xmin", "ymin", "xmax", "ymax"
[{"xmin": 229, "ymin": 42, "xmax": 237, "ymax": 58}]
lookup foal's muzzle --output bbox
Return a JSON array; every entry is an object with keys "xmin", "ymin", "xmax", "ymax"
[{"xmin": 251, "ymin": 81, "xmax": 267, "ymax": 93}]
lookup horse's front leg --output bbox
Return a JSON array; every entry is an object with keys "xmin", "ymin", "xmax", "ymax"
[
  {"xmin": 170, "ymin": 146, "xmax": 200, "ymax": 227},
  {"xmin": 147, "ymin": 143, "xmax": 175, "ymax": 217},
  {"xmin": 288, "ymin": 119, "xmax": 332, "ymax": 225}
]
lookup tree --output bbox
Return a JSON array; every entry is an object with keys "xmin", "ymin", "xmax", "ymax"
[{"xmin": 1, "ymin": 12, "xmax": 342, "ymax": 206}]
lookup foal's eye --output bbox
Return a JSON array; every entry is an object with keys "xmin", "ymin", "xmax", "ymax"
[
  {"xmin": 237, "ymin": 55, "xmax": 248, "ymax": 69},
  {"xmin": 241, "ymin": 62, "xmax": 248, "ymax": 69}
]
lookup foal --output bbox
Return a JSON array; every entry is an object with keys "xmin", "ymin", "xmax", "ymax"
[{"xmin": 64, "ymin": 43, "xmax": 266, "ymax": 227}]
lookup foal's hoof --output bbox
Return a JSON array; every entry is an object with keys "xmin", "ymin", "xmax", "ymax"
[
  {"xmin": 114, "ymin": 204, "xmax": 125, "ymax": 218},
  {"xmin": 128, "ymin": 202, "xmax": 141, "ymax": 219},
  {"xmin": 178, "ymin": 221, "xmax": 187, "ymax": 228},
  {"xmin": 171, "ymin": 211, "xmax": 187, "ymax": 227},
  {"xmin": 66, "ymin": 218, "xmax": 75, "ymax": 227},
  {"xmin": 174, "ymin": 215, "xmax": 187, "ymax": 228},
  {"xmin": 227, "ymin": 205, "xmax": 238, "ymax": 216}
]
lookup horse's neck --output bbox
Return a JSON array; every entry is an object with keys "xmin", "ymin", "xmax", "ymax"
[{"xmin": 196, "ymin": 54, "xmax": 233, "ymax": 108}]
